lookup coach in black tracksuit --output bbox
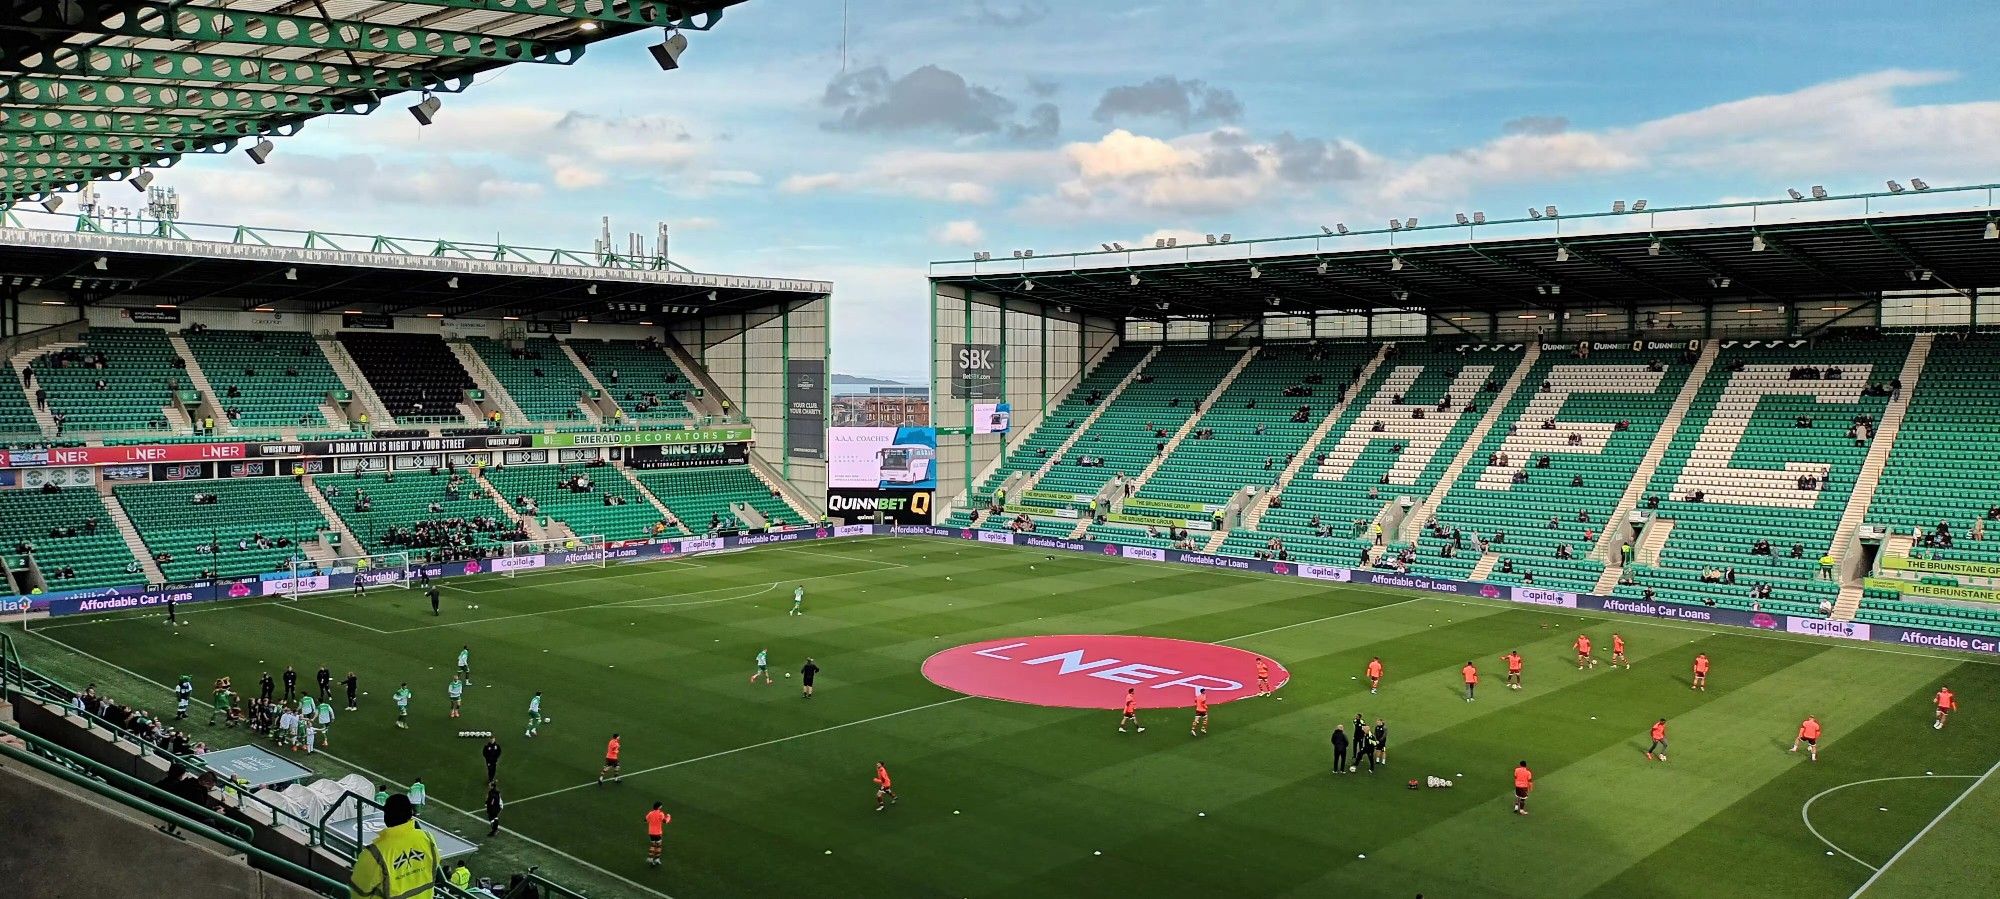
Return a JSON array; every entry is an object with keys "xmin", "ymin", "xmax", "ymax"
[
  {"xmin": 282, "ymin": 666, "xmax": 297, "ymax": 701},
  {"xmin": 483, "ymin": 736, "xmax": 503, "ymax": 783},
  {"xmin": 1352, "ymin": 725, "xmax": 1375, "ymax": 773},
  {"xmin": 1330, "ymin": 724, "xmax": 1350, "ymax": 774}
]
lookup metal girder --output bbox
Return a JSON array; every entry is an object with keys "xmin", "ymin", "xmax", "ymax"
[
  {"xmin": 388, "ymin": 0, "xmax": 726, "ymax": 30},
  {"xmin": 1319, "ymin": 256, "xmax": 1432, "ymax": 304},
  {"xmin": 6, "ymin": 44, "xmax": 475, "ymax": 93},
  {"xmin": 0, "ymin": 106, "xmax": 301, "ymax": 137},
  {"xmin": 5, "ymin": 147, "xmax": 177, "ymax": 169},
  {"xmin": 0, "ymin": 75, "xmax": 378, "ymax": 116},
  {"xmin": 1554, "ymin": 241, "xmax": 1696, "ymax": 305},
  {"xmin": 1861, "ymin": 223, "xmax": 1972, "ymax": 298},
  {"xmin": 0, "ymin": 131, "xmax": 236, "ymax": 155},
  {"xmin": 1389, "ymin": 252, "xmax": 1522, "ymax": 306},
  {"xmin": 11, "ymin": 0, "xmax": 581, "ymax": 66},
  {"xmin": 1260, "ymin": 264, "xmax": 1381, "ymax": 311},
  {"xmin": 2, "ymin": 162, "xmax": 139, "ymax": 184},
  {"xmin": 1654, "ymin": 240, "xmax": 1780, "ymax": 301},
  {"xmin": 1465, "ymin": 246, "xmax": 1589, "ymax": 307}
]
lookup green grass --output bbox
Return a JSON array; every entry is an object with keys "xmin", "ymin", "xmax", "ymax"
[{"xmin": 12, "ymin": 536, "xmax": 2000, "ymax": 898}]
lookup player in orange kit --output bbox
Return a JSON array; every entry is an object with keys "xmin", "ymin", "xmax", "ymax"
[
  {"xmin": 1791, "ymin": 715, "xmax": 1821, "ymax": 761},
  {"xmin": 1189, "ymin": 688, "xmax": 1209, "ymax": 736},
  {"xmin": 1119, "ymin": 688, "xmax": 1146, "ymax": 733},
  {"xmin": 1645, "ymin": 718, "xmax": 1669, "ymax": 761},
  {"xmin": 598, "ymin": 733, "xmax": 622, "ymax": 786},
  {"xmin": 644, "ymin": 802, "xmax": 670, "ymax": 867},
  {"xmin": 1461, "ymin": 661, "xmax": 1479, "ymax": 702},
  {"xmin": 873, "ymin": 761, "xmax": 898, "ymax": 811},
  {"xmin": 1935, "ymin": 686, "xmax": 1957, "ymax": 730},
  {"xmin": 1610, "ymin": 633, "xmax": 1630, "ymax": 669},
  {"xmin": 1512, "ymin": 760, "xmax": 1533, "ymax": 815},
  {"xmin": 1691, "ymin": 653, "xmax": 1709, "ymax": 691},
  {"xmin": 1255, "ymin": 657, "xmax": 1277, "ymax": 699},
  {"xmin": 1574, "ymin": 633, "xmax": 1595, "ymax": 669},
  {"xmin": 1503, "ymin": 650, "xmax": 1524, "ymax": 690},
  {"xmin": 1366, "ymin": 657, "xmax": 1384, "ymax": 694}
]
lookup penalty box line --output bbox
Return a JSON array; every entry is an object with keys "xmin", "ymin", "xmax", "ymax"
[
  {"xmin": 508, "ymin": 591, "xmax": 1429, "ymax": 806},
  {"xmin": 1852, "ymin": 755, "xmax": 2000, "ymax": 896}
]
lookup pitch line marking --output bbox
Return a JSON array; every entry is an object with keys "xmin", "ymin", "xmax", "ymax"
[
  {"xmin": 1800, "ymin": 774, "xmax": 1976, "ymax": 872},
  {"xmin": 1851, "ymin": 756, "xmax": 2000, "ymax": 896},
  {"xmin": 511, "ymin": 592, "xmax": 1430, "ymax": 805}
]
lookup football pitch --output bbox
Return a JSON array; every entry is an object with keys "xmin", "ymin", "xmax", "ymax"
[{"xmin": 11, "ymin": 536, "xmax": 2000, "ymax": 899}]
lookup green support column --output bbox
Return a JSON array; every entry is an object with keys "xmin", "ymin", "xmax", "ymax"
[
  {"xmin": 1703, "ymin": 304, "xmax": 1715, "ymax": 338},
  {"xmin": 780, "ymin": 300, "xmax": 791, "ymax": 480},
  {"xmin": 962, "ymin": 290, "xmax": 974, "ymax": 503}
]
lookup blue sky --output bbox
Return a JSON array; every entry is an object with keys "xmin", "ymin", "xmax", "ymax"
[{"xmin": 153, "ymin": 0, "xmax": 2000, "ymax": 382}]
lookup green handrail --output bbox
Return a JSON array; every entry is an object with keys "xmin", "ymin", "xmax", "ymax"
[
  {"xmin": 0, "ymin": 717, "xmax": 252, "ymax": 841},
  {"xmin": 0, "ymin": 739, "xmax": 349, "ymax": 898}
]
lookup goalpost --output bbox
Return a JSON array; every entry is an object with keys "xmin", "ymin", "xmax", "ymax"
[
  {"xmin": 284, "ymin": 552, "xmax": 414, "ymax": 600},
  {"xmin": 503, "ymin": 534, "xmax": 607, "ymax": 576}
]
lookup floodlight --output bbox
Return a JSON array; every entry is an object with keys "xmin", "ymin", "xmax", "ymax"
[
  {"xmin": 1393, "ymin": 290, "xmax": 1409, "ymax": 303},
  {"xmin": 1528, "ymin": 208, "xmax": 1543, "ymax": 220},
  {"xmin": 1472, "ymin": 212, "xmax": 1486, "ymax": 224},
  {"xmin": 649, "ymin": 31, "xmax": 689, "ymax": 70},
  {"xmin": 447, "ymin": 276, "xmax": 460, "ymax": 288},
  {"xmin": 1023, "ymin": 279, "xmax": 1035, "ymax": 291},
  {"xmin": 1787, "ymin": 188, "xmax": 1804, "ymax": 200},
  {"xmin": 1102, "ymin": 243, "xmax": 1114, "ymax": 252},
  {"xmin": 1205, "ymin": 234, "xmax": 1216, "ymax": 244},
  {"xmin": 1166, "ymin": 237, "xmax": 1177, "ymax": 247},
  {"xmin": 1810, "ymin": 185, "xmax": 1827, "ymax": 199},
  {"xmin": 1648, "ymin": 239, "xmax": 1662, "ymax": 256},
  {"xmin": 1153, "ymin": 239, "xmax": 1165, "ymax": 249},
  {"xmin": 1248, "ymin": 265, "xmax": 1261, "ymax": 280},
  {"xmin": 1154, "ymin": 301, "xmax": 1170, "ymax": 311},
  {"xmin": 246, "ymin": 138, "xmax": 275, "ymax": 164},
  {"xmin": 1550, "ymin": 284, "xmax": 1562, "ymax": 295},
  {"xmin": 1220, "ymin": 233, "xmax": 1232, "ymax": 243},
  {"xmin": 1544, "ymin": 206, "xmax": 1557, "ymax": 218},
  {"xmin": 409, "ymin": 94, "xmax": 442, "ymax": 126},
  {"xmin": 128, "ymin": 171, "xmax": 154, "ymax": 192},
  {"xmin": 1985, "ymin": 220, "xmax": 1998, "ymax": 240},
  {"xmin": 1456, "ymin": 213, "xmax": 1469, "ymax": 225},
  {"xmin": 1267, "ymin": 297, "xmax": 1281, "ymax": 306},
  {"xmin": 39, "ymin": 195, "xmax": 62, "ymax": 214},
  {"xmin": 1389, "ymin": 219, "xmax": 1402, "ymax": 231},
  {"xmin": 587, "ymin": 283, "xmax": 598, "ymax": 295},
  {"xmin": 285, "ymin": 267, "xmax": 298, "ymax": 281},
  {"xmin": 92, "ymin": 256, "xmax": 108, "ymax": 271},
  {"xmin": 1912, "ymin": 178, "xmax": 1930, "ymax": 191},
  {"xmin": 1023, "ymin": 249, "xmax": 1034, "ymax": 258},
  {"xmin": 1886, "ymin": 180, "xmax": 1905, "ymax": 193},
  {"xmin": 1011, "ymin": 250, "xmax": 1022, "ymax": 258},
  {"xmin": 1390, "ymin": 256, "xmax": 1404, "ymax": 272},
  {"xmin": 1317, "ymin": 260, "xmax": 1329, "ymax": 275},
  {"xmin": 1335, "ymin": 223, "xmax": 1349, "ymax": 235},
  {"xmin": 1321, "ymin": 225, "xmax": 1333, "ymax": 235},
  {"xmin": 1611, "ymin": 200, "xmax": 1625, "ymax": 213},
  {"xmin": 1404, "ymin": 217, "xmax": 1417, "ymax": 229},
  {"xmin": 1632, "ymin": 200, "xmax": 1647, "ymax": 211},
  {"xmin": 1751, "ymin": 234, "xmax": 1766, "ymax": 252},
  {"xmin": 1129, "ymin": 273, "xmax": 1140, "ymax": 286}
]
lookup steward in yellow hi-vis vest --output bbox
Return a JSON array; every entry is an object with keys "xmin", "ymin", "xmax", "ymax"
[{"xmin": 350, "ymin": 794, "xmax": 441, "ymax": 899}]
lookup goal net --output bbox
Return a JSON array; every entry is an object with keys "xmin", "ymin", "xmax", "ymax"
[
  {"xmin": 503, "ymin": 534, "xmax": 607, "ymax": 576},
  {"xmin": 284, "ymin": 552, "xmax": 414, "ymax": 599}
]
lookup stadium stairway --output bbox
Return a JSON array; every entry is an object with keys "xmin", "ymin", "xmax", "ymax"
[
  {"xmin": 1824, "ymin": 333, "xmax": 1932, "ymax": 588},
  {"xmin": 161, "ymin": 332, "xmax": 234, "ymax": 434},
  {"xmin": 746, "ymin": 460, "xmax": 821, "ymax": 525},
  {"xmin": 616, "ymin": 466, "xmax": 692, "ymax": 534},
  {"xmin": 11, "ymin": 337, "xmax": 81, "ymax": 438},
  {"xmin": 298, "ymin": 475, "xmax": 362, "ymax": 552},
  {"xmin": 1018, "ymin": 345, "xmax": 1160, "ymax": 494},
  {"xmin": 1469, "ymin": 551, "xmax": 1500, "ymax": 580},
  {"xmin": 1231, "ymin": 343, "xmax": 1392, "ymax": 535},
  {"xmin": 559, "ymin": 341, "xmax": 620, "ymax": 421},
  {"xmin": 1396, "ymin": 343, "xmax": 1540, "ymax": 544},
  {"xmin": 1591, "ymin": 341, "xmax": 1719, "ymax": 578},
  {"xmin": 96, "ymin": 479, "xmax": 166, "ymax": 584},
  {"xmin": 940, "ymin": 341, "xmax": 1135, "ymax": 522},
  {"xmin": 1120, "ymin": 345, "xmax": 1259, "ymax": 497},
  {"xmin": 448, "ymin": 340, "xmax": 530, "ymax": 427},
  {"xmin": 472, "ymin": 470, "xmax": 552, "ymax": 542},
  {"xmin": 314, "ymin": 337, "xmax": 393, "ymax": 429}
]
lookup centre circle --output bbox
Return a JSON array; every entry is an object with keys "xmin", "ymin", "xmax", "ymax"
[{"xmin": 922, "ymin": 634, "xmax": 1290, "ymax": 709}]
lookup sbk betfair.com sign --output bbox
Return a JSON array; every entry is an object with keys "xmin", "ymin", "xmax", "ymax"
[{"xmin": 922, "ymin": 635, "xmax": 1289, "ymax": 709}]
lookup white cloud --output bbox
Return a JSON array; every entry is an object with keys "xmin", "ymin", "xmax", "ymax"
[
  {"xmin": 780, "ymin": 147, "xmax": 1056, "ymax": 203},
  {"xmin": 935, "ymin": 220, "xmax": 986, "ymax": 246},
  {"xmin": 1066, "ymin": 129, "xmax": 1190, "ymax": 179}
]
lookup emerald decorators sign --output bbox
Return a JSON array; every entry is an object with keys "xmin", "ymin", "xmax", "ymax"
[{"xmin": 533, "ymin": 427, "xmax": 753, "ymax": 448}]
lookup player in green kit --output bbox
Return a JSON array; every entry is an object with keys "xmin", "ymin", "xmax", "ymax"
[
  {"xmin": 209, "ymin": 682, "xmax": 233, "ymax": 726},
  {"xmin": 393, "ymin": 683, "xmax": 413, "ymax": 729},
  {"xmin": 315, "ymin": 699, "xmax": 335, "ymax": 748},
  {"xmin": 457, "ymin": 646, "xmax": 472, "ymax": 685},
  {"xmin": 447, "ymin": 676, "xmax": 464, "ymax": 718},
  {"xmin": 525, "ymin": 691, "xmax": 545, "ymax": 738},
  {"xmin": 298, "ymin": 694, "xmax": 317, "ymax": 745},
  {"xmin": 750, "ymin": 648, "xmax": 773, "ymax": 684},
  {"xmin": 790, "ymin": 586, "xmax": 805, "ymax": 616}
]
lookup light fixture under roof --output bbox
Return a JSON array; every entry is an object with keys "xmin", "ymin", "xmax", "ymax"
[
  {"xmin": 246, "ymin": 137, "xmax": 275, "ymax": 164},
  {"xmin": 129, "ymin": 170, "xmax": 154, "ymax": 192},
  {"xmin": 1022, "ymin": 279, "xmax": 1035, "ymax": 291},
  {"xmin": 1986, "ymin": 220, "xmax": 1998, "ymax": 240},
  {"xmin": 1751, "ymin": 234, "xmax": 1766, "ymax": 252},
  {"xmin": 649, "ymin": 30, "xmax": 689, "ymax": 71},
  {"xmin": 1129, "ymin": 273, "xmax": 1140, "ymax": 286},
  {"xmin": 1404, "ymin": 217, "xmax": 1417, "ymax": 229},
  {"xmin": 409, "ymin": 93, "xmax": 443, "ymax": 126},
  {"xmin": 1555, "ymin": 246, "xmax": 1569, "ymax": 262},
  {"xmin": 1648, "ymin": 239, "xmax": 1662, "ymax": 256},
  {"xmin": 1390, "ymin": 256, "xmax": 1404, "ymax": 271},
  {"xmin": 1248, "ymin": 265, "xmax": 1260, "ymax": 280},
  {"xmin": 1316, "ymin": 260, "xmax": 1329, "ymax": 275}
]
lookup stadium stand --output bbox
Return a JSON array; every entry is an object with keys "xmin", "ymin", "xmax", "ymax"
[
  {"xmin": 181, "ymin": 330, "xmax": 343, "ymax": 432},
  {"xmin": 941, "ymin": 345, "xmax": 1151, "ymax": 529},
  {"xmin": 631, "ymin": 464, "xmax": 793, "ymax": 532},
  {"xmin": 31, "ymin": 328, "xmax": 189, "ymax": 434},
  {"xmin": 567, "ymin": 339, "xmax": 693, "ymax": 422},
  {"xmin": 0, "ymin": 488, "xmax": 140, "ymax": 590},
  {"xmin": 1418, "ymin": 345, "xmax": 1697, "ymax": 591},
  {"xmin": 335, "ymin": 332, "xmax": 475, "ymax": 422},
  {"xmin": 316, "ymin": 470, "xmax": 520, "ymax": 556},
  {"xmin": 1226, "ymin": 344, "xmax": 1523, "ymax": 565},
  {"xmin": 1608, "ymin": 336, "xmax": 1908, "ymax": 616},
  {"xmin": 113, "ymin": 479, "xmax": 327, "ymax": 582},
  {"xmin": 466, "ymin": 337, "xmax": 596, "ymax": 423},
  {"xmin": 1038, "ymin": 344, "xmax": 1240, "ymax": 502},
  {"xmin": 0, "ymin": 366, "xmax": 39, "ymax": 438},
  {"xmin": 485, "ymin": 464, "xmax": 658, "ymax": 540}
]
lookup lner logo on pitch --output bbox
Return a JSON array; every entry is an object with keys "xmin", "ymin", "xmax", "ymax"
[{"xmin": 922, "ymin": 635, "xmax": 1289, "ymax": 709}]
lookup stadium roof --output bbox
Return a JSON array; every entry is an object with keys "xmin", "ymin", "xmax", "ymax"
[
  {"xmin": 1, "ymin": 0, "xmax": 745, "ymax": 201},
  {"xmin": 929, "ymin": 182, "xmax": 2000, "ymax": 332},
  {"xmin": 0, "ymin": 215, "xmax": 830, "ymax": 322}
]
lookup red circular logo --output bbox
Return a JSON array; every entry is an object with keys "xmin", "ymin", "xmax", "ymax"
[{"xmin": 922, "ymin": 635, "xmax": 1289, "ymax": 709}]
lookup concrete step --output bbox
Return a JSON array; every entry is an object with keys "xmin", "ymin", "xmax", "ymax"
[
  {"xmin": 97, "ymin": 484, "xmax": 166, "ymax": 584},
  {"xmin": 1823, "ymin": 333, "xmax": 1933, "ymax": 578},
  {"xmin": 1019, "ymin": 345, "xmax": 1161, "ymax": 494},
  {"xmin": 298, "ymin": 475, "xmax": 361, "ymax": 555},
  {"xmin": 617, "ymin": 466, "xmax": 690, "ymax": 535},
  {"xmin": 164, "ymin": 333, "xmax": 232, "ymax": 433},
  {"xmin": 1397, "ymin": 344, "xmax": 1541, "ymax": 543},
  {"xmin": 1593, "ymin": 341, "xmax": 1720, "ymax": 562},
  {"xmin": 1125, "ymin": 345, "xmax": 1261, "ymax": 493}
]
